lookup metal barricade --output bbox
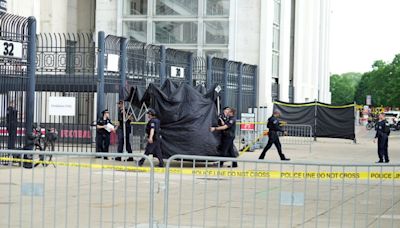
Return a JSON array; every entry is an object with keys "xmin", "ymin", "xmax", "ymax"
[
  {"xmin": 279, "ymin": 124, "xmax": 313, "ymax": 152},
  {"xmin": 163, "ymin": 155, "xmax": 400, "ymax": 228},
  {"xmin": 246, "ymin": 123, "xmax": 313, "ymax": 153},
  {"xmin": 237, "ymin": 123, "xmax": 313, "ymax": 153},
  {"xmin": 0, "ymin": 151, "xmax": 155, "ymax": 228}
]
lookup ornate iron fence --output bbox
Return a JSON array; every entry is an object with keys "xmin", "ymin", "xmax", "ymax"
[{"xmin": 0, "ymin": 13, "xmax": 258, "ymax": 151}]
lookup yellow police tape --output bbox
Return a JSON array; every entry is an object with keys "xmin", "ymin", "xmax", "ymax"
[
  {"xmin": 273, "ymin": 101, "xmax": 356, "ymax": 109},
  {"xmin": 131, "ymin": 122, "xmax": 147, "ymax": 125},
  {"xmin": 1, "ymin": 157, "xmax": 399, "ymax": 180},
  {"xmin": 239, "ymin": 131, "xmax": 266, "ymax": 156}
]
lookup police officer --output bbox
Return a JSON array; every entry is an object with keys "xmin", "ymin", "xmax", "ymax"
[
  {"xmin": 6, "ymin": 100, "xmax": 18, "ymax": 149},
  {"xmin": 218, "ymin": 107, "xmax": 230, "ymax": 126},
  {"xmin": 374, "ymin": 113, "xmax": 390, "ymax": 163},
  {"xmin": 211, "ymin": 107, "xmax": 238, "ymax": 168},
  {"xmin": 258, "ymin": 111, "xmax": 290, "ymax": 161},
  {"xmin": 96, "ymin": 109, "xmax": 114, "ymax": 159},
  {"xmin": 115, "ymin": 100, "xmax": 133, "ymax": 161},
  {"xmin": 138, "ymin": 109, "xmax": 164, "ymax": 167}
]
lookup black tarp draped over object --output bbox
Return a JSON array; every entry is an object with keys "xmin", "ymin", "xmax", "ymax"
[
  {"xmin": 126, "ymin": 79, "xmax": 222, "ymax": 158},
  {"xmin": 273, "ymin": 101, "xmax": 355, "ymax": 140}
]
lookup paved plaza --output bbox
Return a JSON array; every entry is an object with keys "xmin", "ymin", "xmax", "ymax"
[{"xmin": 0, "ymin": 126, "xmax": 399, "ymax": 227}]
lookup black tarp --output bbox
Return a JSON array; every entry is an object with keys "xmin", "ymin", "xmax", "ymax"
[
  {"xmin": 126, "ymin": 80, "xmax": 222, "ymax": 158},
  {"xmin": 273, "ymin": 101, "xmax": 355, "ymax": 140}
]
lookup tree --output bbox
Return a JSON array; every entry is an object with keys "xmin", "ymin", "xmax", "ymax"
[
  {"xmin": 354, "ymin": 56, "xmax": 400, "ymax": 107},
  {"xmin": 330, "ymin": 72, "xmax": 362, "ymax": 105}
]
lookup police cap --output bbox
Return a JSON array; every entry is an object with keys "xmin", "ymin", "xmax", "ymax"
[
  {"xmin": 101, "ymin": 109, "xmax": 109, "ymax": 115},
  {"xmin": 147, "ymin": 108, "xmax": 157, "ymax": 116}
]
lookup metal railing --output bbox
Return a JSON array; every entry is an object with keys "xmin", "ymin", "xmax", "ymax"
[
  {"xmin": 238, "ymin": 123, "xmax": 313, "ymax": 153},
  {"xmin": 279, "ymin": 125, "xmax": 313, "ymax": 154},
  {"xmin": 0, "ymin": 12, "xmax": 257, "ymax": 151},
  {"xmin": 1, "ymin": 152, "xmax": 400, "ymax": 227},
  {"xmin": 163, "ymin": 155, "xmax": 400, "ymax": 228},
  {"xmin": 0, "ymin": 150, "xmax": 155, "ymax": 228}
]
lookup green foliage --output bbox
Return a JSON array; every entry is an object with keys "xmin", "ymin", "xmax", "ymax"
[
  {"xmin": 330, "ymin": 72, "xmax": 362, "ymax": 105},
  {"xmin": 354, "ymin": 55, "xmax": 400, "ymax": 107}
]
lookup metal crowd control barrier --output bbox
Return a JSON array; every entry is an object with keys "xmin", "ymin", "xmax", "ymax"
[
  {"xmin": 163, "ymin": 155, "xmax": 400, "ymax": 228},
  {"xmin": 0, "ymin": 151, "xmax": 155, "ymax": 228},
  {"xmin": 238, "ymin": 123, "xmax": 313, "ymax": 153},
  {"xmin": 279, "ymin": 124, "xmax": 313, "ymax": 152}
]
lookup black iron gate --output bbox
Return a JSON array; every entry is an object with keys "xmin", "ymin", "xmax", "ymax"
[
  {"xmin": 1, "ymin": 18, "xmax": 258, "ymax": 153},
  {"xmin": 0, "ymin": 13, "xmax": 35, "ymax": 151},
  {"xmin": 35, "ymin": 33, "xmax": 96, "ymax": 152}
]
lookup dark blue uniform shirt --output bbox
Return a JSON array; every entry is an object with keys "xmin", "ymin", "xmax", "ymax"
[
  {"xmin": 267, "ymin": 116, "xmax": 284, "ymax": 132},
  {"xmin": 97, "ymin": 118, "xmax": 112, "ymax": 135},
  {"xmin": 375, "ymin": 120, "xmax": 389, "ymax": 138},
  {"xmin": 118, "ymin": 109, "xmax": 131, "ymax": 134},
  {"xmin": 146, "ymin": 118, "xmax": 161, "ymax": 140},
  {"xmin": 6, "ymin": 106, "xmax": 17, "ymax": 129},
  {"xmin": 219, "ymin": 113, "xmax": 229, "ymax": 126},
  {"xmin": 223, "ymin": 116, "xmax": 236, "ymax": 137}
]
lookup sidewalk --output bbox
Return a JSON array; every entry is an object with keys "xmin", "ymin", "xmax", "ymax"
[
  {"xmin": 0, "ymin": 126, "xmax": 398, "ymax": 227},
  {"xmin": 242, "ymin": 126, "xmax": 400, "ymax": 164}
]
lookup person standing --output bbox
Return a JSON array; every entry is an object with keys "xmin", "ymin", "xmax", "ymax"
[
  {"xmin": 96, "ymin": 109, "xmax": 114, "ymax": 159},
  {"xmin": 211, "ymin": 107, "xmax": 238, "ymax": 168},
  {"xmin": 258, "ymin": 111, "xmax": 290, "ymax": 161},
  {"xmin": 374, "ymin": 113, "xmax": 390, "ymax": 163},
  {"xmin": 138, "ymin": 109, "xmax": 164, "ymax": 167},
  {"xmin": 115, "ymin": 100, "xmax": 133, "ymax": 161},
  {"xmin": 6, "ymin": 100, "xmax": 18, "ymax": 149},
  {"xmin": 218, "ymin": 107, "xmax": 230, "ymax": 126}
]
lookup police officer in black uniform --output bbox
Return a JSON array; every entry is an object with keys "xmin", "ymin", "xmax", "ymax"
[
  {"xmin": 374, "ymin": 113, "xmax": 390, "ymax": 163},
  {"xmin": 218, "ymin": 107, "xmax": 230, "ymax": 126},
  {"xmin": 6, "ymin": 100, "xmax": 18, "ymax": 149},
  {"xmin": 258, "ymin": 111, "xmax": 290, "ymax": 161},
  {"xmin": 115, "ymin": 100, "xmax": 133, "ymax": 161},
  {"xmin": 138, "ymin": 109, "xmax": 164, "ymax": 167},
  {"xmin": 96, "ymin": 109, "xmax": 114, "ymax": 158},
  {"xmin": 211, "ymin": 107, "xmax": 238, "ymax": 168}
]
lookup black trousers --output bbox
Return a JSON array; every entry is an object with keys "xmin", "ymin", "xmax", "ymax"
[
  {"xmin": 259, "ymin": 131, "xmax": 286, "ymax": 160},
  {"xmin": 140, "ymin": 139, "xmax": 164, "ymax": 167},
  {"xmin": 377, "ymin": 134, "xmax": 389, "ymax": 162},
  {"xmin": 117, "ymin": 129, "xmax": 132, "ymax": 153},
  {"xmin": 96, "ymin": 133, "xmax": 110, "ymax": 153},
  {"xmin": 7, "ymin": 128, "xmax": 17, "ymax": 149},
  {"xmin": 220, "ymin": 134, "xmax": 238, "ymax": 167}
]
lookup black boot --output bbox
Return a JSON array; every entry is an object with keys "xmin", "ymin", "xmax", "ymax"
[{"xmin": 138, "ymin": 158, "xmax": 145, "ymax": 166}]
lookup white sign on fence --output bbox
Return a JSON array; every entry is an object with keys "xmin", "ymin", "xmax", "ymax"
[
  {"xmin": 48, "ymin": 97, "xmax": 76, "ymax": 116},
  {"xmin": 240, "ymin": 113, "xmax": 255, "ymax": 131},
  {"xmin": 106, "ymin": 54, "xmax": 119, "ymax": 72},
  {"xmin": 0, "ymin": 40, "xmax": 23, "ymax": 59},
  {"xmin": 171, "ymin": 66, "xmax": 185, "ymax": 78}
]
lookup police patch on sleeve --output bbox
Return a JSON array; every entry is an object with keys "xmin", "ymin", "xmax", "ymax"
[
  {"xmin": 229, "ymin": 120, "xmax": 233, "ymax": 124},
  {"xmin": 273, "ymin": 120, "xmax": 278, "ymax": 124},
  {"xmin": 151, "ymin": 122, "xmax": 155, "ymax": 127}
]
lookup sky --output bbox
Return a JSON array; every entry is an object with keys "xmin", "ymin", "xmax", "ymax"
[{"xmin": 329, "ymin": 0, "xmax": 400, "ymax": 74}]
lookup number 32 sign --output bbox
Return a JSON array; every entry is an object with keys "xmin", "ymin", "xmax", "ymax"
[{"xmin": 0, "ymin": 40, "xmax": 23, "ymax": 59}]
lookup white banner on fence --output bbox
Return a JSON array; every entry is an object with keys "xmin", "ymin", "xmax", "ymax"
[
  {"xmin": 48, "ymin": 97, "xmax": 76, "ymax": 116},
  {"xmin": 0, "ymin": 40, "xmax": 23, "ymax": 59}
]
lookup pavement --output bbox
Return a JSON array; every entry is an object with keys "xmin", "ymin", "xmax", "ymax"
[
  {"xmin": 248, "ymin": 125, "xmax": 400, "ymax": 164},
  {"xmin": 0, "ymin": 126, "xmax": 399, "ymax": 227}
]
